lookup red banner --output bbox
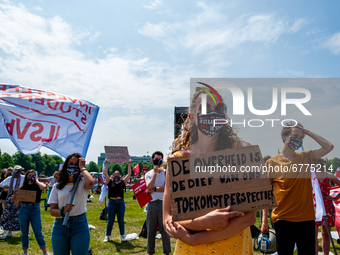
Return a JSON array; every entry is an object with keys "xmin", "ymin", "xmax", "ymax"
[{"xmin": 132, "ymin": 179, "xmax": 152, "ymax": 208}]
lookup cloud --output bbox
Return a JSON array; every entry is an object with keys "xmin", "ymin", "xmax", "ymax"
[
  {"xmin": 143, "ymin": 0, "xmax": 163, "ymax": 10},
  {"xmin": 0, "ymin": 1, "xmax": 193, "ymax": 161},
  {"xmin": 139, "ymin": 2, "xmax": 303, "ymax": 54},
  {"xmin": 33, "ymin": 5, "xmax": 43, "ymax": 11},
  {"xmin": 323, "ymin": 32, "xmax": 340, "ymax": 55},
  {"xmin": 289, "ymin": 18, "xmax": 309, "ymax": 33}
]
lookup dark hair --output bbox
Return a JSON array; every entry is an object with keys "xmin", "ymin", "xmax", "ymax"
[
  {"xmin": 281, "ymin": 121, "xmax": 304, "ymax": 143},
  {"xmin": 57, "ymin": 153, "xmax": 81, "ymax": 190},
  {"xmin": 1, "ymin": 169, "xmax": 7, "ymax": 180},
  {"xmin": 152, "ymin": 151, "xmax": 164, "ymax": 160},
  {"xmin": 20, "ymin": 170, "xmax": 36, "ymax": 190},
  {"xmin": 5, "ymin": 167, "xmax": 13, "ymax": 178}
]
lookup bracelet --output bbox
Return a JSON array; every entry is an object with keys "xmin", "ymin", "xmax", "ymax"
[
  {"xmin": 60, "ymin": 206, "xmax": 65, "ymax": 218},
  {"xmin": 81, "ymin": 167, "xmax": 87, "ymax": 172}
]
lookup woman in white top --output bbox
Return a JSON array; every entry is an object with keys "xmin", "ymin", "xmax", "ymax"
[
  {"xmin": 0, "ymin": 165, "xmax": 25, "ymax": 239},
  {"xmin": 48, "ymin": 153, "xmax": 94, "ymax": 255}
]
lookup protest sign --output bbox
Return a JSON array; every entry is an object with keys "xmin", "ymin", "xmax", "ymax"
[
  {"xmin": 0, "ymin": 84, "xmax": 99, "ymax": 158},
  {"xmin": 168, "ymin": 145, "xmax": 276, "ymax": 221},
  {"xmin": 142, "ymin": 166, "xmax": 149, "ymax": 172},
  {"xmin": 132, "ymin": 179, "xmax": 152, "ymax": 208},
  {"xmin": 104, "ymin": 146, "xmax": 129, "ymax": 163},
  {"xmin": 13, "ymin": 189, "xmax": 36, "ymax": 203}
]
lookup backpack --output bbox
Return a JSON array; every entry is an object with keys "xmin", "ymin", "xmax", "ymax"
[
  {"xmin": 139, "ymin": 220, "xmax": 147, "ymax": 238},
  {"xmin": 99, "ymin": 207, "xmax": 107, "ymax": 220}
]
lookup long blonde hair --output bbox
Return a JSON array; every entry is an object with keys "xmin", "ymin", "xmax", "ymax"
[{"xmin": 170, "ymin": 87, "xmax": 240, "ymax": 154}]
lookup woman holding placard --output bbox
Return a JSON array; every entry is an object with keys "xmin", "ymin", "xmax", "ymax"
[
  {"xmin": 12, "ymin": 170, "xmax": 50, "ymax": 255},
  {"xmin": 103, "ymin": 158, "xmax": 131, "ymax": 242},
  {"xmin": 163, "ymin": 86, "xmax": 256, "ymax": 254}
]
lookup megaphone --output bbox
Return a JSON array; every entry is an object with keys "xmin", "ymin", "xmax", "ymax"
[{"xmin": 253, "ymin": 230, "xmax": 277, "ymax": 254}]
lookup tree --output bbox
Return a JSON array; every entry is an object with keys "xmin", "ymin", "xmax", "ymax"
[
  {"xmin": 1, "ymin": 153, "xmax": 14, "ymax": 168},
  {"xmin": 31, "ymin": 152, "xmax": 46, "ymax": 175},
  {"xmin": 52, "ymin": 155, "xmax": 64, "ymax": 169},
  {"xmin": 121, "ymin": 163, "xmax": 128, "ymax": 176},
  {"xmin": 87, "ymin": 161, "xmax": 99, "ymax": 173},
  {"xmin": 108, "ymin": 163, "xmax": 122, "ymax": 176},
  {"xmin": 43, "ymin": 154, "xmax": 58, "ymax": 176},
  {"xmin": 12, "ymin": 151, "xmax": 34, "ymax": 172}
]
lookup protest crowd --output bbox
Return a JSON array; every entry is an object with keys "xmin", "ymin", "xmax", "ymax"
[{"xmin": 0, "ymin": 84, "xmax": 339, "ymax": 255}]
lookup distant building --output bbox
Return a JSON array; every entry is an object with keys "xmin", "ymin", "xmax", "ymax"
[{"xmin": 97, "ymin": 153, "xmax": 151, "ymax": 166}]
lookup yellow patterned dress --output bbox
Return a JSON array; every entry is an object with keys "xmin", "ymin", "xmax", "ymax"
[{"xmin": 173, "ymin": 143, "xmax": 254, "ymax": 255}]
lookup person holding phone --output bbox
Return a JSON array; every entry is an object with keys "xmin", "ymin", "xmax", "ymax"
[
  {"xmin": 12, "ymin": 170, "xmax": 50, "ymax": 255},
  {"xmin": 48, "ymin": 153, "xmax": 94, "ymax": 255},
  {"xmin": 103, "ymin": 158, "xmax": 131, "ymax": 242}
]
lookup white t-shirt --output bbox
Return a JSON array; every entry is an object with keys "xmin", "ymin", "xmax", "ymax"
[
  {"xmin": 46, "ymin": 176, "xmax": 56, "ymax": 188},
  {"xmin": 0, "ymin": 175, "xmax": 25, "ymax": 188},
  {"xmin": 145, "ymin": 169, "xmax": 166, "ymax": 201},
  {"xmin": 48, "ymin": 179, "xmax": 89, "ymax": 217}
]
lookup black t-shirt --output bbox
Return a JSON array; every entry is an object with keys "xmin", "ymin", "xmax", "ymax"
[
  {"xmin": 108, "ymin": 180, "xmax": 125, "ymax": 199},
  {"xmin": 22, "ymin": 183, "xmax": 42, "ymax": 203}
]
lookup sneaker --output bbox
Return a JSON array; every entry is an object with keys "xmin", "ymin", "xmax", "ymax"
[
  {"xmin": 103, "ymin": 236, "xmax": 110, "ymax": 242},
  {"xmin": 43, "ymin": 253, "xmax": 51, "ymax": 255},
  {"xmin": 121, "ymin": 235, "xmax": 127, "ymax": 242},
  {"xmin": 22, "ymin": 253, "xmax": 27, "ymax": 255},
  {"xmin": 3, "ymin": 232, "xmax": 12, "ymax": 239}
]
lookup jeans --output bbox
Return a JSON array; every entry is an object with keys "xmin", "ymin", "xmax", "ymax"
[
  {"xmin": 106, "ymin": 199, "xmax": 125, "ymax": 236},
  {"xmin": 146, "ymin": 200, "xmax": 171, "ymax": 254},
  {"xmin": 45, "ymin": 187, "xmax": 52, "ymax": 208},
  {"xmin": 18, "ymin": 203, "xmax": 47, "ymax": 250},
  {"xmin": 51, "ymin": 213, "xmax": 90, "ymax": 255}
]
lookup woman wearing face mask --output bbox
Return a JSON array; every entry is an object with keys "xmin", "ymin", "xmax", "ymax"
[
  {"xmin": 48, "ymin": 153, "xmax": 94, "ymax": 255},
  {"xmin": 163, "ymin": 86, "xmax": 256, "ymax": 254},
  {"xmin": 0, "ymin": 165, "xmax": 25, "ymax": 239},
  {"xmin": 12, "ymin": 170, "xmax": 50, "ymax": 255},
  {"xmin": 103, "ymin": 158, "xmax": 131, "ymax": 242}
]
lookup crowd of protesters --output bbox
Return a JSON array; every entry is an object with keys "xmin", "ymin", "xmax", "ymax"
[{"xmin": 0, "ymin": 87, "xmax": 338, "ymax": 255}]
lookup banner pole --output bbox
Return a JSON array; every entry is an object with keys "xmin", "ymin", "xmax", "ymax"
[
  {"xmin": 323, "ymin": 216, "xmax": 337, "ymax": 255},
  {"xmin": 63, "ymin": 173, "xmax": 83, "ymax": 227}
]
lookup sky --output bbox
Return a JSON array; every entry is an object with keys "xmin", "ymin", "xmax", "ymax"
[{"xmin": 0, "ymin": 0, "xmax": 339, "ymax": 164}]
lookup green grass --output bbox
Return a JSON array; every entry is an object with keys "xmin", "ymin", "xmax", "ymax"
[{"xmin": 2, "ymin": 191, "xmax": 340, "ymax": 254}]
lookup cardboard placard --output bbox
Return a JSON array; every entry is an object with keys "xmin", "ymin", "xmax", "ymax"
[
  {"xmin": 168, "ymin": 145, "xmax": 277, "ymax": 221},
  {"xmin": 13, "ymin": 189, "xmax": 36, "ymax": 203},
  {"xmin": 104, "ymin": 146, "xmax": 129, "ymax": 163},
  {"xmin": 132, "ymin": 179, "xmax": 152, "ymax": 208}
]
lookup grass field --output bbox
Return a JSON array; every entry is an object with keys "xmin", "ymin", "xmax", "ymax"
[{"xmin": 1, "ymin": 190, "xmax": 340, "ymax": 254}]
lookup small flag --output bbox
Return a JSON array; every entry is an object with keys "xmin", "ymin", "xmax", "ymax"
[
  {"xmin": 133, "ymin": 164, "xmax": 140, "ymax": 175},
  {"xmin": 99, "ymin": 161, "xmax": 108, "ymax": 202}
]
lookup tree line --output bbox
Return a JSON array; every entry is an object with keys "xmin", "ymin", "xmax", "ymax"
[{"xmin": 0, "ymin": 149, "xmax": 154, "ymax": 177}]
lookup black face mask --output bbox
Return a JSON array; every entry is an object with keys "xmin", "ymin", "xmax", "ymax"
[
  {"xmin": 197, "ymin": 111, "xmax": 225, "ymax": 137},
  {"xmin": 287, "ymin": 137, "xmax": 303, "ymax": 151},
  {"xmin": 27, "ymin": 176, "xmax": 35, "ymax": 183},
  {"xmin": 7, "ymin": 173, "xmax": 12, "ymax": 177},
  {"xmin": 67, "ymin": 165, "xmax": 80, "ymax": 177},
  {"xmin": 113, "ymin": 176, "xmax": 120, "ymax": 182},
  {"xmin": 153, "ymin": 159, "xmax": 163, "ymax": 167}
]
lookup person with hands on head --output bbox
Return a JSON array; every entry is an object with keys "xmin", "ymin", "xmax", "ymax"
[
  {"xmin": 12, "ymin": 170, "xmax": 50, "ymax": 255},
  {"xmin": 103, "ymin": 158, "xmax": 131, "ymax": 242},
  {"xmin": 48, "ymin": 153, "xmax": 94, "ymax": 255},
  {"xmin": 163, "ymin": 87, "xmax": 256, "ymax": 255},
  {"xmin": 144, "ymin": 151, "xmax": 171, "ymax": 255},
  {"xmin": 261, "ymin": 122, "xmax": 333, "ymax": 255}
]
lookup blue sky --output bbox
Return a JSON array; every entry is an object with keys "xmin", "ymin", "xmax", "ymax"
[{"xmin": 0, "ymin": 0, "xmax": 339, "ymax": 163}]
